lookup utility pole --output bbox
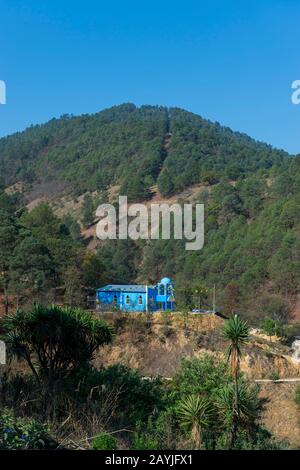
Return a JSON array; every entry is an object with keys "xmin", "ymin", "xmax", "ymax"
[{"xmin": 146, "ymin": 284, "xmax": 148, "ymax": 314}]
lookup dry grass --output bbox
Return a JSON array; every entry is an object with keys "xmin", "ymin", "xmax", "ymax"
[
  {"xmin": 93, "ymin": 312, "xmax": 300, "ymax": 381},
  {"xmin": 259, "ymin": 383, "xmax": 300, "ymax": 448}
]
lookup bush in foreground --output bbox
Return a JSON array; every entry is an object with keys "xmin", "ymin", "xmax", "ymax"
[{"xmin": 0, "ymin": 408, "xmax": 55, "ymax": 450}]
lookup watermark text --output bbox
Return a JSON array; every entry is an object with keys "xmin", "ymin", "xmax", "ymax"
[
  {"xmin": 291, "ymin": 80, "xmax": 300, "ymax": 105},
  {"xmin": 96, "ymin": 196, "xmax": 204, "ymax": 251},
  {"xmin": 0, "ymin": 80, "xmax": 6, "ymax": 104}
]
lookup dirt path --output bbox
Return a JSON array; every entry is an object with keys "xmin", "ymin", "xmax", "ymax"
[{"xmin": 255, "ymin": 378, "xmax": 300, "ymax": 383}]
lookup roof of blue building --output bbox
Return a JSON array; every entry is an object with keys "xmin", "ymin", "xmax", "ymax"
[
  {"xmin": 97, "ymin": 284, "xmax": 155, "ymax": 293},
  {"xmin": 160, "ymin": 277, "xmax": 172, "ymax": 284}
]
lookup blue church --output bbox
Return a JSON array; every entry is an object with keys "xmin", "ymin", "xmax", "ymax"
[{"xmin": 96, "ymin": 277, "xmax": 175, "ymax": 312}]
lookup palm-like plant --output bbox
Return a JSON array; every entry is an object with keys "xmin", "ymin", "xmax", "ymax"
[
  {"xmin": 176, "ymin": 395, "xmax": 211, "ymax": 449},
  {"xmin": 223, "ymin": 315, "xmax": 249, "ymax": 377},
  {"xmin": 223, "ymin": 314, "xmax": 249, "ymax": 446},
  {"xmin": 1, "ymin": 304, "xmax": 113, "ymax": 387},
  {"xmin": 217, "ymin": 382, "xmax": 261, "ymax": 435}
]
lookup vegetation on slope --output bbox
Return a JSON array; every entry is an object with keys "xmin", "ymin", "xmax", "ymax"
[
  {"xmin": 0, "ymin": 104, "xmax": 299, "ymax": 450},
  {"xmin": 0, "ymin": 104, "xmax": 288, "ymax": 199},
  {"xmin": 0, "ymin": 103, "xmax": 299, "ymax": 319},
  {"xmin": 0, "ymin": 308, "xmax": 287, "ymax": 450}
]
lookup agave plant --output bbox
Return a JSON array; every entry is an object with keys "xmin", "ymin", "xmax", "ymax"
[
  {"xmin": 223, "ymin": 314, "xmax": 249, "ymax": 379},
  {"xmin": 217, "ymin": 382, "xmax": 261, "ymax": 432},
  {"xmin": 176, "ymin": 395, "xmax": 212, "ymax": 449},
  {"xmin": 1, "ymin": 304, "xmax": 113, "ymax": 387}
]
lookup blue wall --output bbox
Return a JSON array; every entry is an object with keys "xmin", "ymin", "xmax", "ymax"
[
  {"xmin": 96, "ymin": 278, "xmax": 175, "ymax": 312},
  {"xmin": 96, "ymin": 288, "xmax": 157, "ymax": 312}
]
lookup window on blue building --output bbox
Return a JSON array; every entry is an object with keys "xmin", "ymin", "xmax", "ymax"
[
  {"xmin": 113, "ymin": 294, "xmax": 117, "ymax": 305},
  {"xmin": 159, "ymin": 284, "xmax": 165, "ymax": 295},
  {"xmin": 125, "ymin": 295, "xmax": 130, "ymax": 305},
  {"xmin": 138, "ymin": 295, "xmax": 143, "ymax": 305}
]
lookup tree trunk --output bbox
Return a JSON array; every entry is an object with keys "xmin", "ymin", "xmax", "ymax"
[
  {"xmin": 192, "ymin": 424, "xmax": 202, "ymax": 449},
  {"xmin": 230, "ymin": 417, "xmax": 238, "ymax": 449},
  {"xmin": 230, "ymin": 365, "xmax": 239, "ymax": 448}
]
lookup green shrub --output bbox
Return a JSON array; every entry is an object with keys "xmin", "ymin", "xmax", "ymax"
[
  {"xmin": 172, "ymin": 355, "xmax": 231, "ymax": 398},
  {"xmin": 268, "ymin": 371, "xmax": 280, "ymax": 381},
  {"xmin": 74, "ymin": 364, "xmax": 163, "ymax": 426},
  {"xmin": 1, "ymin": 304, "xmax": 113, "ymax": 385},
  {"xmin": 0, "ymin": 408, "xmax": 52, "ymax": 450},
  {"xmin": 214, "ymin": 427, "xmax": 287, "ymax": 450},
  {"xmin": 132, "ymin": 433, "xmax": 158, "ymax": 450},
  {"xmin": 261, "ymin": 317, "xmax": 284, "ymax": 339},
  {"xmin": 91, "ymin": 433, "xmax": 117, "ymax": 450}
]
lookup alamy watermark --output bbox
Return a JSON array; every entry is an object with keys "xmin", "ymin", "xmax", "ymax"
[
  {"xmin": 96, "ymin": 196, "xmax": 204, "ymax": 251},
  {"xmin": 0, "ymin": 341, "xmax": 6, "ymax": 365},
  {"xmin": 0, "ymin": 80, "xmax": 6, "ymax": 104},
  {"xmin": 291, "ymin": 80, "xmax": 300, "ymax": 105}
]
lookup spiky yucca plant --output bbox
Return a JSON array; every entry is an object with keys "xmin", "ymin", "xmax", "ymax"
[
  {"xmin": 223, "ymin": 314, "xmax": 249, "ymax": 447},
  {"xmin": 217, "ymin": 382, "xmax": 261, "ymax": 431},
  {"xmin": 1, "ymin": 304, "xmax": 113, "ymax": 386},
  {"xmin": 176, "ymin": 395, "xmax": 211, "ymax": 449},
  {"xmin": 223, "ymin": 315, "xmax": 249, "ymax": 377}
]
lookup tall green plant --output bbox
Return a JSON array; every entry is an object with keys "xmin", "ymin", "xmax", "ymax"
[
  {"xmin": 176, "ymin": 395, "xmax": 211, "ymax": 449},
  {"xmin": 217, "ymin": 382, "xmax": 261, "ymax": 435},
  {"xmin": 223, "ymin": 314, "xmax": 249, "ymax": 447},
  {"xmin": 1, "ymin": 304, "xmax": 113, "ymax": 386}
]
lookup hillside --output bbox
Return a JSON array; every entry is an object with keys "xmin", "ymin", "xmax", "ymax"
[
  {"xmin": 1, "ymin": 104, "xmax": 300, "ymax": 322},
  {"xmin": 4, "ymin": 311, "xmax": 300, "ymax": 447},
  {"xmin": 0, "ymin": 103, "xmax": 288, "ymax": 201},
  {"xmin": 1, "ymin": 105, "xmax": 300, "ymax": 450},
  {"xmin": 94, "ymin": 312, "xmax": 300, "ymax": 447}
]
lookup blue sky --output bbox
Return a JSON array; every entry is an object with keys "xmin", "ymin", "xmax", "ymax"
[{"xmin": 0, "ymin": 0, "xmax": 299, "ymax": 153}]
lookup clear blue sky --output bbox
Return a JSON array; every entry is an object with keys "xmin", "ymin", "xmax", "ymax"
[{"xmin": 0, "ymin": 0, "xmax": 299, "ymax": 153}]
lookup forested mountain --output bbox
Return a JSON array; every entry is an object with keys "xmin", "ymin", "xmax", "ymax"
[
  {"xmin": 1, "ymin": 104, "xmax": 300, "ymax": 321},
  {"xmin": 0, "ymin": 104, "xmax": 288, "ymax": 199}
]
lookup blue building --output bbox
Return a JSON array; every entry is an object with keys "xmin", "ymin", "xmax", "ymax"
[{"xmin": 96, "ymin": 277, "xmax": 175, "ymax": 312}]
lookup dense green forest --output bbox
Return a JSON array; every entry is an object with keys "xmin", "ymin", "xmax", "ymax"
[
  {"xmin": 0, "ymin": 104, "xmax": 288, "ymax": 198},
  {"xmin": 0, "ymin": 104, "xmax": 299, "ymax": 320},
  {"xmin": 140, "ymin": 157, "xmax": 300, "ymax": 320}
]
